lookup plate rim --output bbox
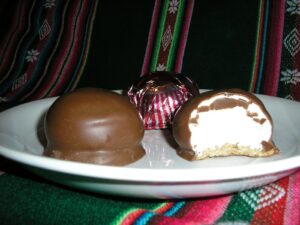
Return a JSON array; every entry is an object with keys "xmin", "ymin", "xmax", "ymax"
[
  {"xmin": 0, "ymin": 92, "xmax": 300, "ymax": 184},
  {"xmin": 1, "ymin": 144, "xmax": 300, "ymax": 183}
]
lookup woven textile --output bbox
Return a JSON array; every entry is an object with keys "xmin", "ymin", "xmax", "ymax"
[
  {"xmin": 115, "ymin": 172, "xmax": 299, "ymax": 225},
  {"xmin": 0, "ymin": 0, "xmax": 300, "ymax": 224},
  {"xmin": 240, "ymin": 0, "xmax": 300, "ymax": 101},
  {"xmin": 0, "ymin": 0, "xmax": 97, "ymax": 103},
  {"xmin": 141, "ymin": 0, "xmax": 194, "ymax": 75},
  {"xmin": 0, "ymin": 168, "xmax": 299, "ymax": 225}
]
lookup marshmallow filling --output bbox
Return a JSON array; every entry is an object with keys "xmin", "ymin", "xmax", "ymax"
[{"xmin": 188, "ymin": 95, "xmax": 272, "ymax": 156}]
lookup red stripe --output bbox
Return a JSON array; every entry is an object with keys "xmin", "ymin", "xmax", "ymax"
[
  {"xmin": 262, "ymin": 0, "xmax": 285, "ymax": 96},
  {"xmin": 141, "ymin": 95, "xmax": 150, "ymax": 129},
  {"xmin": 166, "ymin": 92, "xmax": 175, "ymax": 116},
  {"xmin": 171, "ymin": 91, "xmax": 179, "ymax": 111},
  {"xmin": 158, "ymin": 93, "xmax": 167, "ymax": 128},
  {"xmin": 174, "ymin": 0, "xmax": 194, "ymax": 73},
  {"xmin": 175, "ymin": 89, "xmax": 184, "ymax": 106},
  {"xmin": 155, "ymin": 202, "xmax": 175, "ymax": 214},
  {"xmin": 151, "ymin": 99, "xmax": 156, "ymax": 129},
  {"xmin": 250, "ymin": 178, "xmax": 289, "ymax": 224},
  {"xmin": 154, "ymin": 95, "xmax": 163, "ymax": 128},
  {"xmin": 283, "ymin": 171, "xmax": 300, "ymax": 224},
  {"xmin": 120, "ymin": 209, "xmax": 146, "ymax": 225},
  {"xmin": 33, "ymin": 1, "xmax": 78, "ymax": 98},
  {"xmin": 141, "ymin": 0, "xmax": 162, "ymax": 76},
  {"xmin": 144, "ymin": 99, "xmax": 150, "ymax": 129},
  {"xmin": 67, "ymin": 1, "xmax": 98, "ymax": 91},
  {"xmin": 46, "ymin": 1, "xmax": 88, "ymax": 96},
  {"xmin": 120, "ymin": 203, "xmax": 175, "ymax": 225}
]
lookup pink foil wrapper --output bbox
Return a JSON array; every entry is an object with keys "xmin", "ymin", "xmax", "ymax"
[{"xmin": 127, "ymin": 72, "xmax": 199, "ymax": 129}]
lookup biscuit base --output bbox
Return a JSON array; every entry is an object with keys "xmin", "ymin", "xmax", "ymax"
[{"xmin": 177, "ymin": 143, "xmax": 279, "ymax": 161}]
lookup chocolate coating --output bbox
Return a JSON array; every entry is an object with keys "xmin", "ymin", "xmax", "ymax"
[
  {"xmin": 173, "ymin": 89, "xmax": 278, "ymax": 160},
  {"xmin": 128, "ymin": 72, "xmax": 199, "ymax": 129},
  {"xmin": 44, "ymin": 88, "xmax": 145, "ymax": 166}
]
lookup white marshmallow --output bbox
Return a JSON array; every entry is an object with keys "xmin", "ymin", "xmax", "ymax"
[{"xmin": 188, "ymin": 94, "xmax": 272, "ymax": 155}]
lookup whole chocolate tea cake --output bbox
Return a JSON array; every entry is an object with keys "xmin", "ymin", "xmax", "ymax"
[
  {"xmin": 172, "ymin": 89, "xmax": 279, "ymax": 161},
  {"xmin": 44, "ymin": 88, "xmax": 145, "ymax": 166}
]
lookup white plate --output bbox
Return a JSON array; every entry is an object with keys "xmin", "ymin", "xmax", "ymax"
[{"xmin": 0, "ymin": 93, "xmax": 300, "ymax": 199}]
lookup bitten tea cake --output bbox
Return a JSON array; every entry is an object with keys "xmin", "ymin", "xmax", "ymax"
[
  {"xmin": 44, "ymin": 88, "xmax": 145, "ymax": 166},
  {"xmin": 172, "ymin": 89, "xmax": 279, "ymax": 161}
]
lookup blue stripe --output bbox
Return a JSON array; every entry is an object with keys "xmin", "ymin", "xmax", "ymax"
[
  {"xmin": 132, "ymin": 201, "xmax": 186, "ymax": 225},
  {"xmin": 164, "ymin": 201, "xmax": 185, "ymax": 216},
  {"xmin": 255, "ymin": 0, "xmax": 269, "ymax": 93},
  {"xmin": 133, "ymin": 211, "xmax": 156, "ymax": 225}
]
